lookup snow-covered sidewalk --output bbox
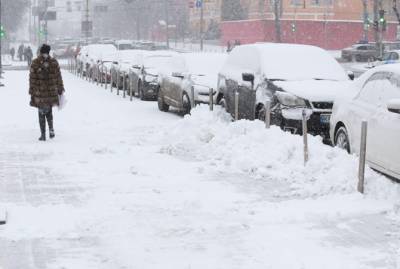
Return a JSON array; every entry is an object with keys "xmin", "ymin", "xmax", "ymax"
[{"xmin": 0, "ymin": 70, "xmax": 399, "ymax": 269}]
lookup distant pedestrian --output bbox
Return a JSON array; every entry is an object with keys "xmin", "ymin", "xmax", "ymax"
[
  {"xmin": 29, "ymin": 44, "xmax": 65, "ymax": 141},
  {"xmin": 10, "ymin": 47, "xmax": 15, "ymax": 61},
  {"xmin": 18, "ymin": 44, "xmax": 24, "ymax": 61},
  {"xmin": 227, "ymin": 41, "xmax": 232, "ymax": 53},
  {"xmin": 25, "ymin": 46, "xmax": 33, "ymax": 66}
]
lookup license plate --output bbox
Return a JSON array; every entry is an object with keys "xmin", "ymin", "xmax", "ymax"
[{"xmin": 320, "ymin": 114, "xmax": 331, "ymax": 124}]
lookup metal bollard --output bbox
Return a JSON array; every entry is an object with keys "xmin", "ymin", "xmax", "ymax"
[
  {"xmin": 110, "ymin": 71, "xmax": 114, "ymax": 92},
  {"xmin": 302, "ymin": 109, "xmax": 309, "ymax": 165},
  {"xmin": 100, "ymin": 66, "xmax": 104, "ymax": 86},
  {"xmin": 265, "ymin": 100, "xmax": 271, "ymax": 128},
  {"xmin": 129, "ymin": 72, "xmax": 133, "ymax": 101},
  {"xmin": 358, "ymin": 121, "xmax": 368, "ymax": 194},
  {"xmin": 104, "ymin": 67, "xmax": 108, "ymax": 90},
  {"xmin": 209, "ymin": 88, "xmax": 214, "ymax": 111},
  {"xmin": 191, "ymin": 86, "xmax": 195, "ymax": 109},
  {"xmin": 234, "ymin": 91, "xmax": 239, "ymax": 121},
  {"xmin": 117, "ymin": 71, "xmax": 120, "ymax": 96},
  {"xmin": 95, "ymin": 67, "xmax": 98, "ymax": 85},
  {"xmin": 123, "ymin": 72, "xmax": 126, "ymax": 98}
]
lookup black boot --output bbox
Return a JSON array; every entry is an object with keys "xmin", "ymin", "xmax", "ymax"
[
  {"xmin": 46, "ymin": 108, "xmax": 55, "ymax": 139},
  {"xmin": 38, "ymin": 109, "xmax": 46, "ymax": 141}
]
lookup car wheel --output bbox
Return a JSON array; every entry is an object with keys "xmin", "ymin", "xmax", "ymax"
[
  {"xmin": 335, "ymin": 126, "xmax": 351, "ymax": 153},
  {"xmin": 255, "ymin": 104, "xmax": 265, "ymax": 121},
  {"xmin": 138, "ymin": 81, "xmax": 145, "ymax": 100},
  {"xmin": 157, "ymin": 89, "xmax": 169, "ymax": 112},
  {"xmin": 182, "ymin": 93, "xmax": 191, "ymax": 115},
  {"xmin": 355, "ymin": 55, "xmax": 362, "ymax": 62},
  {"xmin": 218, "ymin": 96, "xmax": 226, "ymax": 109}
]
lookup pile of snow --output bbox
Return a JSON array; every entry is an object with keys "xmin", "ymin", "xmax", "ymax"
[{"xmin": 160, "ymin": 105, "xmax": 400, "ymax": 202}]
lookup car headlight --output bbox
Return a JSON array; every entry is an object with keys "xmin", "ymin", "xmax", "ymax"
[
  {"xmin": 276, "ymin": 91, "xmax": 307, "ymax": 107},
  {"xmin": 144, "ymin": 74, "xmax": 158, "ymax": 83}
]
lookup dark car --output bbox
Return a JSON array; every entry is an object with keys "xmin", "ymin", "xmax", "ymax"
[
  {"xmin": 218, "ymin": 43, "xmax": 352, "ymax": 140},
  {"xmin": 158, "ymin": 52, "xmax": 226, "ymax": 114},
  {"xmin": 341, "ymin": 44, "xmax": 378, "ymax": 62},
  {"xmin": 129, "ymin": 51, "xmax": 178, "ymax": 100}
]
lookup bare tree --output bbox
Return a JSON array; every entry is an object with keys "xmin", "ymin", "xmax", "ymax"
[{"xmin": 273, "ymin": 0, "xmax": 282, "ymax": 42}]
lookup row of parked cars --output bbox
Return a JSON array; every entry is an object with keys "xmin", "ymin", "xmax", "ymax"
[{"xmin": 75, "ymin": 42, "xmax": 400, "ymax": 181}]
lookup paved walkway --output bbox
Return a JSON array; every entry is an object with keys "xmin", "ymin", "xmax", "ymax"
[{"xmin": 0, "ymin": 70, "xmax": 398, "ymax": 269}]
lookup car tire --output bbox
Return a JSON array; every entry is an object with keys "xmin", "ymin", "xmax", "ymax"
[
  {"xmin": 255, "ymin": 104, "xmax": 265, "ymax": 121},
  {"xmin": 182, "ymin": 93, "xmax": 191, "ymax": 115},
  {"xmin": 335, "ymin": 126, "xmax": 351, "ymax": 153},
  {"xmin": 218, "ymin": 96, "xmax": 226, "ymax": 109},
  {"xmin": 157, "ymin": 89, "xmax": 169, "ymax": 112}
]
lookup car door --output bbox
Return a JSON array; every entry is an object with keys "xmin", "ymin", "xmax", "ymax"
[
  {"xmin": 161, "ymin": 73, "xmax": 177, "ymax": 106},
  {"xmin": 368, "ymin": 73, "xmax": 400, "ymax": 176},
  {"xmin": 350, "ymin": 72, "xmax": 384, "ymax": 161}
]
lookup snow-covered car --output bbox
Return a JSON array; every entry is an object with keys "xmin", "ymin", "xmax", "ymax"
[
  {"xmin": 218, "ymin": 43, "xmax": 352, "ymax": 139},
  {"xmin": 95, "ymin": 51, "xmax": 119, "ymax": 83},
  {"xmin": 115, "ymin": 40, "xmax": 133, "ymax": 50},
  {"xmin": 158, "ymin": 52, "xmax": 227, "ymax": 114},
  {"xmin": 77, "ymin": 44, "xmax": 117, "ymax": 77},
  {"xmin": 109, "ymin": 50, "xmax": 146, "ymax": 91},
  {"xmin": 330, "ymin": 64, "xmax": 400, "ymax": 180},
  {"xmin": 129, "ymin": 51, "xmax": 178, "ymax": 100}
]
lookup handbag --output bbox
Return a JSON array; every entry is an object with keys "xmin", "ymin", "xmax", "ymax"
[{"xmin": 58, "ymin": 94, "xmax": 67, "ymax": 111}]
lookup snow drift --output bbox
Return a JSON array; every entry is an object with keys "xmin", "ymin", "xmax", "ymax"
[{"xmin": 160, "ymin": 105, "xmax": 400, "ymax": 203}]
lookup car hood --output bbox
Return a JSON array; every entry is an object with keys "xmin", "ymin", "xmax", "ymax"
[
  {"xmin": 191, "ymin": 74, "xmax": 217, "ymax": 90},
  {"xmin": 144, "ymin": 67, "xmax": 160, "ymax": 77},
  {"xmin": 274, "ymin": 80, "xmax": 356, "ymax": 102}
]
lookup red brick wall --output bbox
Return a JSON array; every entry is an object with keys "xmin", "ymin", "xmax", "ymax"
[{"xmin": 221, "ymin": 19, "xmax": 398, "ymax": 50}]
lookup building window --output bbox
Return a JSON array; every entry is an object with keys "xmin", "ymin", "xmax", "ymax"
[
  {"xmin": 311, "ymin": 0, "xmax": 333, "ymax": 6},
  {"xmin": 291, "ymin": 0, "xmax": 303, "ymax": 6}
]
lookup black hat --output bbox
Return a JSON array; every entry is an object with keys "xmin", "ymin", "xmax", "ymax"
[{"xmin": 40, "ymin": 44, "xmax": 51, "ymax": 54}]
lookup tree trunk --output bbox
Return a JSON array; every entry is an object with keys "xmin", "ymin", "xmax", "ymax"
[{"xmin": 274, "ymin": 0, "xmax": 282, "ymax": 43}]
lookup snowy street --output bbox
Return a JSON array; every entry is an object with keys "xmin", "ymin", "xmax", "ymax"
[{"xmin": 0, "ymin": 70, "xmax": 400, "ymax": 268}]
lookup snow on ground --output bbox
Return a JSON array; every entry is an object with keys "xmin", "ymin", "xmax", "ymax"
[{"xmin": 0, "ymin": 70, "xmax": 399, "ymax": 269}]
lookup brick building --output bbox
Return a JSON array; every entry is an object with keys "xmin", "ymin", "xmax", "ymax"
[{"xmin": 220, "ymin": 0, "xmax": 400, "ymax": 50}]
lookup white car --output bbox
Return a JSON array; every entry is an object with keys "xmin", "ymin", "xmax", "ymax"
[
  {"xmin": 330, "ymin": 64, "xmax": 400, "ymax": 180},
  {"xmin": 115, "ymin": 40, "xmax": 133, "ymax": 50}
]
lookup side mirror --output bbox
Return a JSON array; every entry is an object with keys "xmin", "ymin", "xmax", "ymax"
[
  {"xmin": 242, "ymin": 73, "xmax": 254, "ymax": 83},
  {"xmin": 347, "ymin": 71, "xmax": 355, "ymax": 80},
  {"xmin": 172, "ymin": 72, "xmax": 184, "ymax": 79},
  {"xmin": 387, "ymin": 99, "xmax": 400, "ymax": 114},
  {"xmin": 132, "ymin": 64, "xmax": 141, "ymax": 69}
]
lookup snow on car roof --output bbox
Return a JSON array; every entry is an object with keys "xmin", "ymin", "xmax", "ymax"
[
  {"xmin": 183, "ymin": 52, "xmax": 227, "ymax": 75},
  {"xmin": 117, "ymin": 50, "xmax": 147, "ymax": 62},
  {"xmin": 251, "ymin": 43, "xmax": 349, "ymax": 81},
  {"xmin": 354, "ymin": 63, "xmax": 400, "ymax": 89}
]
